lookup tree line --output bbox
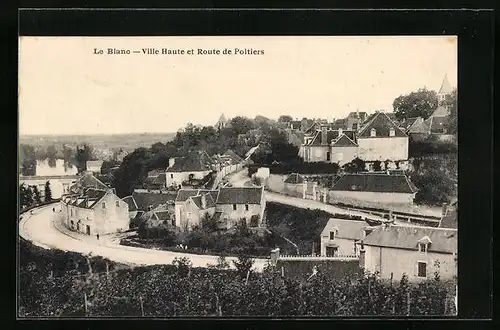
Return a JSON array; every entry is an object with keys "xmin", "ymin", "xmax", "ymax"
[
  {"xmin": 111, "ymin": 116, "xmax": 299, "ymax": 197},
  {"xmin": 19, "ymin": 182, "xmax": 52, "ymax": 210},
  {"xmin": 20, "ymin": 143, "xmax": 98, "ymax": 176}
]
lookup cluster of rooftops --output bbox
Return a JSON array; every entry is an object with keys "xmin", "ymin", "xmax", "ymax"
[{"xmin": 166, "ymin": 149, "xmax": 245, "ymax": 173}]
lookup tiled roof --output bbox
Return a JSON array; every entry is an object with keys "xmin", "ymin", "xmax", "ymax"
[
  {"xmin": 131, "ymin": 191, "xmax": 176, "ymax": 211},
  {"xmin": 147, "ymin": 169, "xmax": 164, "ymax": 177},
  {"xmin": 190, "ymin": 192, "xmax": 216, "ymax": 210},
  {"xmin": 307, "ymin": 130, "xmax": 356, "ymax": 146},
  {"xmin": 284, "ymin": 173, "xmax": 305, "ymax": 184},
  {"xmin": 166, "ymin": 153, "xmax": 213, "ymax": 172},
  {"xmin": 403, "ymin": 117, "xmax": 430, "ymax": 134},
  {"xmin": 321, "ymin": 218, "xmax": 372, "ymax": 241},
  {"xmin": 440, "ymin": 202, "xmax": 457, "ymax": 229},
  {"xmin": 70, "ymin": 173, "xmax": 108, "ymax": 193},
  {"xmin": 122, "ymin": 196, "xmax": 138, "ymax": 212},
  {"xmin": 64, "ymin": 188, "xmax": 108, "ymax": 209},
  {"xmin": 425, "ymin": 116, "xmax": 450, "ymax": 133},
  {"xmin": 331, "ymin": 173, "xmax": 418, "ymax": 194},
  {"xmin": 362, "ymin": 225, "xmax": 457, "ymax": 254},
  {"xmin": 216, "ymin": 187, "xmax": 263, "ymax": 205},
  {"xmin": 152, "ymin": 173, "xmax": 166, "ymax": 185},
  {"xmin": 245, "ymin": 145, "xmax": 260, "ymax": 158},
  {"xmin": 431, "ymin": 105, "xmax": 450, "ymax": 118},
  {"xmin": 347, "ymin": 111, "xmax": 368, "ymax": 118},
  {"xmin": 223, "ymin": 149, "xmax": 244, "ymax": 163},
  {"xmin": 331, "ymin": 134, "xmax": 358, "ymax": 147},
  {"xmin": 175, "ymin": 189, "xmax": 218, "ymax": 203},
  {"xmin": 357, "ymin": 112, "xmax": 407, "ymax": 138}
]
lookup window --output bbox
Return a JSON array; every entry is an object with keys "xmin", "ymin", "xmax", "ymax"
[
  {"xmin": 370, "ymin": 128, "xmax": 377, "ymax": 137},
  {"xmin": 419, "ymin": 243, "xmax": 427, "ymax": 253},
  {"xmin": 187, "ymin": 212, "xmax": 192, "ymax": 218},
  {"xmin": 102, "ymin": 202, "xmax": 106, "ymax": 209},
  {"xmin": 417, "ymin": 262, "xmax": 427, "ymax": 278},
  {"xmin": 116, "ymin": 201, "xmax": 120, "ymax": 207},
  {"xmin": 326, "ymin": 152, "xmax": 331, "ymax": 162},
  {"xmin": 70, "ymin": 209, "xmax": 73, "ymax": 217},
  {"xmin": 352, "ymin": 123, "xmax": 358, "ymax": 130},
  {"xmin": 170, "ymin": 174, "xmax": 174, "ymax": 179},
  {"xmin": 329, "ymin": 231, "xmax": 336, "ymax": 240},
  {"xmin": 245, "ymin": 204, "xmax": 249, "ymax": 211},
  {"xmin": 389, "ymin": 128, "xmax": 395, "ymax": 137},
  {"xmin": 233, "ymin": 204, "xmax": 237, "ymax": 211}
]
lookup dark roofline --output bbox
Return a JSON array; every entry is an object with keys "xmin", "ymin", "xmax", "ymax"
[{"xmin": 358, "ymin": 112, "xmax": 408, "ymax": 138}]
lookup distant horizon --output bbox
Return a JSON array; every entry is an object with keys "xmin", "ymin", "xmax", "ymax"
[{"xmin": 19, "ymin": 36, "xmax": 457, "ymax": 135}]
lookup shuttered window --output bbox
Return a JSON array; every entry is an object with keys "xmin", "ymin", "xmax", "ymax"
[{"xmin": 417, "ymin": 262, "xmax": 427, "ymax": 278}]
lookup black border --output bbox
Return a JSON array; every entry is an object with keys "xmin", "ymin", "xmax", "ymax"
[{"xmin": 10, "ymin": 7, "xmax": 494, "ymax": 326}]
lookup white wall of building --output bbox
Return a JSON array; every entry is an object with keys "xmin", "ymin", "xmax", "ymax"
[
  {"xmin": 328, "ymin": 191, "xmax": 415, "ymax": 205},
  {"xmin": 364, "ymin": 245, "xmax": 456, "ymax": 281},
  {"xmin": 357, "ymin": 137, "xmax": 409, "ymax": 161}
]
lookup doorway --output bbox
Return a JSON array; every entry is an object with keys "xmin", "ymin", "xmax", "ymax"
[
  {"xmin": 326, "ymin": 246, "xmax": 338, "ymax": 257},
  {"xmin": 86, "ymin": 225, "xmax": 91, "ymax": 235}
]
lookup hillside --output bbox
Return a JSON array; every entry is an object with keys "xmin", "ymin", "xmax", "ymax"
[{"xmin": 20, "ymin": 133, "xmax": 176, "ymax": 153}]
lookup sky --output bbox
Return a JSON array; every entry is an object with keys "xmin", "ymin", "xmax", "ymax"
[{"xmin": 19, "ymin": 36, "xmax": 457, "ymax": 135}]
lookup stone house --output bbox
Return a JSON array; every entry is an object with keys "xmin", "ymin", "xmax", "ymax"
[
  {"xmin": 360, "ymin": 225, "xmax": 457, "ymax": 281},
  {"xmin": 301, "ymin": 127, "xmax": 357, "ymax": 164},
  {"xmin": 61, "ymin": 188, "xmax": 129, "ymax": 235},
  {"xmin": 165, "ymin": 152, "xmax": 213, "ymax": 188},
  {"xmin": 329, "ymin": 172, "xmax": 418, "ymax": 206},
  {"xmin": 356, "ymin": 111, "xmax": 409, "ymax": 162},
  {"xmin": 320, "ymin": 218, "xmax": 377, "ymax": 256},
  {"xmin": 174, "ymin": 186, "xmax": 266, "ymax": 231}
]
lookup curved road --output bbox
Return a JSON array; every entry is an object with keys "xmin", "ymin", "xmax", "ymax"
[{"xmin": 19, "ymin": 204, "xmax": 268, "ymax": 271}]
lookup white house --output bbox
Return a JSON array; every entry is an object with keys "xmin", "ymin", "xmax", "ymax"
[
  {"xmin": 320, "ymin": 218, "xmax": 377, "ymax": 256},
  {"xmin": 356, "ymin": 111, "xmax": 409, "ymax": 162},
  {"xmin": 86, "ymin": 160, "xmax": 104, "ymax": 174},
  {"xmin": 360, "ymin": 225, "xmax": 457, "ymax": 281},
  {"xmin": 165, "ymin": 152, "xmax": 213, "ymax": 188},
  {"xmin": 61, "ymin": 188, "xmax": 130, "ymax": 235}
]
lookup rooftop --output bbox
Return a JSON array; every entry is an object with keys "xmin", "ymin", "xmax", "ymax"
[
  {"xmin": 216, "ymin": 186, "xmax": 264, "ymax": 205},
  {"xmin": 357, "ymin": 112, "xmax": 407, "ymax": 138},
  {"xmin": 331, "ymin": 173, "xmax": 418, "ymax": 194},
  {"xmin": 362, "ymin": 225, "xmax": 457, "ymax": 254},
  {"xmin": 321, "ymin": 218, "xmax": 373, "ymax": 241}
]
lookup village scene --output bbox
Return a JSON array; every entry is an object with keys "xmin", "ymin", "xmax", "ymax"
[{"xmin": 19, "ymin": 38, "xmax": 458, "ymax": 317}]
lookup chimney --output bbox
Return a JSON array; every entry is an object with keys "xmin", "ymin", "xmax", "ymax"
[
  {"xmin": 201, "ymin": 194, "xmax": 207, "ymax": 209},
  {"xmin": 270, "ymin": 248, "xmax": 280, "ymax": 267},
  {"xmin": 321, "ymin": 126, "xmax": 328, "ymax": 145},
  {"xmin": 441, "ymin": 203, "xmax": 448, "ymax": 218},
  {"xmin": 168, "ymin": 158, "xmax": 176, "ymax": 168}
]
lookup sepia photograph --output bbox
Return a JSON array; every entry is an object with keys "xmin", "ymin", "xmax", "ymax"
[{"xmin": 18, "ymin": 35, "xmax": 458, "ymax": 318}]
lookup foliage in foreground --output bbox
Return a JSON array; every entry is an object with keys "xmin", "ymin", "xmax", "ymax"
[{"xmin": 19, "ymin": 238, "xmax": 456, "ymax": 317}]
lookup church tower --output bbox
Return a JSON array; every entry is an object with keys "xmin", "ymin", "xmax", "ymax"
[
  {"xmin": 215, "ymin": 113, "xmax": 228, "ymax": 130},
  {"xmin": 438, "ymin": 74, "xmax": 453, "ymax": 103}
]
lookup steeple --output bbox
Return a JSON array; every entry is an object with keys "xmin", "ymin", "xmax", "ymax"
[{"xmin": 438, "ymin": 74, "xmax": 453, "ymax": 102}]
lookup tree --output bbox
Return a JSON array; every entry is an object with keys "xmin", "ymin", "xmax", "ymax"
[
  {"xmin": 20, "ymin": 183, "xmax": 34, "ymax": 209},
  {"xmin": 278, "ymin": 115, "xmax": 293, "ymax": 123},
  {"xmin": 172, "ymin": 257, "xmax": 192, "ymax": 277},
  {"xmin": 441, "ymin": 88, "xmax": 457, "ymax": 134},
  {"xmin": 44, "ymin": 181, "xmax": 52, "ymax": 202},
  {"xmin": 393, "ymin": 88, "xmax": 438, "ymax": 120},
  {"xmin": 20, "ymin": 144, "xmax": 36, "ymax": 176},
  {"xmin": 343, "ymin": 157, "xmax": 366, "ymax": 173},
  {"xmin": 46, "ymin": 145, "xmax": 58, "ymax": 167},
  {"xmin": 233, "ymin": 253, "xmax": 254, "ymax": 279},
  {"xmin": 32, "ymin": 186, "xmax": 42, "ymax": 204},
  {"xmin": 201, "ymin": 212, "xmax": 217, "ymax": 233},
  {"xmin": 100, "ymin": 159, "xmax": 120, "ymax": 175},
  {"xmin": 75, "ymin": 144, "xmax": 93, "ymax": 174}
]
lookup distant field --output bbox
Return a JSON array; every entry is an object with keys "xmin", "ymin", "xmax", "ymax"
[{"xmin": 19, "ymin": 133, "xmax": 176, "ymax": 152}]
